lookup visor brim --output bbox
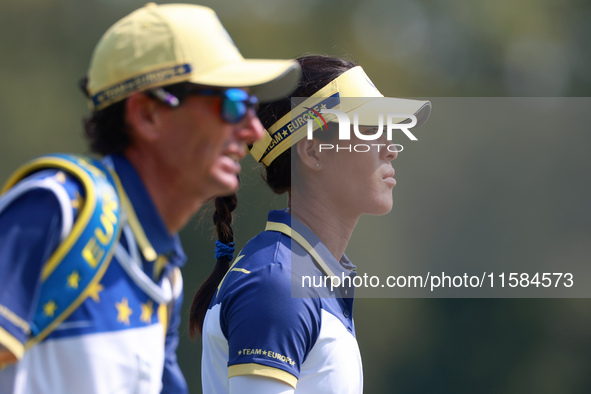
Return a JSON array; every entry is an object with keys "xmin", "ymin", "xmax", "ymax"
[{"xmin": 340, "ymin": 97, "xmax": 432, "ymax": 127}]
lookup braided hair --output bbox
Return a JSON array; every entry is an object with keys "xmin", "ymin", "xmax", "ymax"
[{"xmin": 189, "ymin": 194, "xmax": 237, "ymax": 338}]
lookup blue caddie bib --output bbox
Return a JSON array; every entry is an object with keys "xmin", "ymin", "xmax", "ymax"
[{"xmin": 2, "ymin": 153, "xmax": 123, "ymax": 347}]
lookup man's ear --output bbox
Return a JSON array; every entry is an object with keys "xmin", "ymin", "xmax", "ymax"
[
  {"xmin": 125, "ymin": 92, "xmax": 161, "ymax": 141},
  {"xmin": 296, "ymin": 137, "xmax": 322, "ymax": 170}
]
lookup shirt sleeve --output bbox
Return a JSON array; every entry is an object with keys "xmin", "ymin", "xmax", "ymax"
[
  {"xmin": 0, "ymin": 170, "xmax": 81, "ymax": 360},
  {"xmin": 0, "ymin": 187, "xmax": 63, "ymax": 358},
  {"xmin": 221, "ymin": 263, "xmax": 322, "ymax": 389}
]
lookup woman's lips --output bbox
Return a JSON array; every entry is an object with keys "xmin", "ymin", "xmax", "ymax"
[
  {"xmin": 383, "ymin": 168, "xmax": 396, "ymax": 186},
  {"xmin": 218, "ymin": 155, "xmax": 241, "ymax": 175},
  {"xmin": 383, "ymin": 176, "xmax": 396, "ymax": 187}
]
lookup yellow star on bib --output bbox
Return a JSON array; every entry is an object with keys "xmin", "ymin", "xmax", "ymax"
[
  {"xmin": 71, "ymin": 191, "xmax": 83, "ymax": 210},
  {"xmin": 115, "ymin": 298, "xmax": 133, "ymax": 325},
  {"xmin": 43, "ymin": 300, "xmax": 57, "ymax": 317},
  {"xmin": 86, "ymin": 282, "xmax": 103, "ymax": 302},
  {"xmin": 67, "ymin": 271, "xmax": 81, "ymax": 289},
  {"xmin": 140, "ymin": 300, "xmax": 154, "ymax": 324},
  {"xmin": 54, "ymin": 171, "xmax": 66, "ymax": 184}
]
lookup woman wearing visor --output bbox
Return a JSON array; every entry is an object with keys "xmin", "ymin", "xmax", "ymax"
[{"xmin": 191, "ymin": 55, "xmax": 431, "ymax": 393}]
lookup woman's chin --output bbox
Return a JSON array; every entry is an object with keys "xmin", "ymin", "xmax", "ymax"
[
  {"xmin": 368, "ymin": 199, "xmax": 394, "ymax": 216},
  {"xmin": 214, "ymin": 173, "xmax": 240, "ymax": 195},
  {"xmin": 208, "ymin": 159, "xmax": 241, "ymax": 195}
]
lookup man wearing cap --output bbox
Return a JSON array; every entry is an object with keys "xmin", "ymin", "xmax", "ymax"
[{"xmin": 0, "ymin": 3, "xmax": 299, "ymax": 393}]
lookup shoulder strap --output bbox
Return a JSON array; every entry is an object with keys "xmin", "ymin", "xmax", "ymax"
[
  {"xmin": 2, "ymin": 153, "xmax": 123, "ymax": 347},
  {"xmin": 161, "ymin": 265, "xmax": 183, "ymax": 337}
]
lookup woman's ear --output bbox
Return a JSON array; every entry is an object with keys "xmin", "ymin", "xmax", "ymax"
[
  {"xmin": 125, "ymin": 92, "xmax": 162, "ymax": 142},
  {"xmin": 296, "ymin": 137, "xmax": 322, "ymax": 170}
]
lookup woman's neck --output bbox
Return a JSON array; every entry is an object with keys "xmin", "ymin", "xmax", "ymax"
[{"xmin": 289, "ymin": 193, "xmax": 359, "ymax": 262}]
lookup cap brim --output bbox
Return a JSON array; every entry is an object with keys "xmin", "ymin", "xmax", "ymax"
[
  {"xmin": 188, "ymin": 59, "xmax": 301, "ymax": 102},
  {"xmin": 341, "ymin": 97, "xmax": 432, "ymax": 127}
]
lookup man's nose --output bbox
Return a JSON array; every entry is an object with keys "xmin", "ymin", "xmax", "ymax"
[{"xmin": 237, "ymin": 109, "xmax": 265, "ymax": 144}]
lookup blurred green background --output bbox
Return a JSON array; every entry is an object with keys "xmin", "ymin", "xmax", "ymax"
[{"xmin": 1, "ymin": 0, "xmax": 590, "ymax": 392}]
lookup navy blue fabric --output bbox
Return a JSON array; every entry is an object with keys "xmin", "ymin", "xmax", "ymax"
[
  {"xmin": 0, "ymin": 187, "xmax": 63, "ymax": 344},
  {"xmin": 221, "ymin": 261, "xmax": 322, "ymax": 377}
]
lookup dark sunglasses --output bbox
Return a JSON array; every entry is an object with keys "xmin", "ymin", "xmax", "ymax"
[{"xmin": 150, "ymin": 86, "xmax": 259, "ymax": 124}]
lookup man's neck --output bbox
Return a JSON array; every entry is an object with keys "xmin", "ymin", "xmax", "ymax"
[{"xmin": 123, "ymin": 149, "xmax": 205, "ymax": 235}]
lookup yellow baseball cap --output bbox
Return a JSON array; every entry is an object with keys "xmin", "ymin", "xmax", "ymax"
[{"xmin": 85, "ymin": 3, "xmax": 301, "ymax": 110}]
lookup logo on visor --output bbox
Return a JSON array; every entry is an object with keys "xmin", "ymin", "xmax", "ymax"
[{"xmin": 304, "ymin": 107, "xmax": 328, "ymax": 131}]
